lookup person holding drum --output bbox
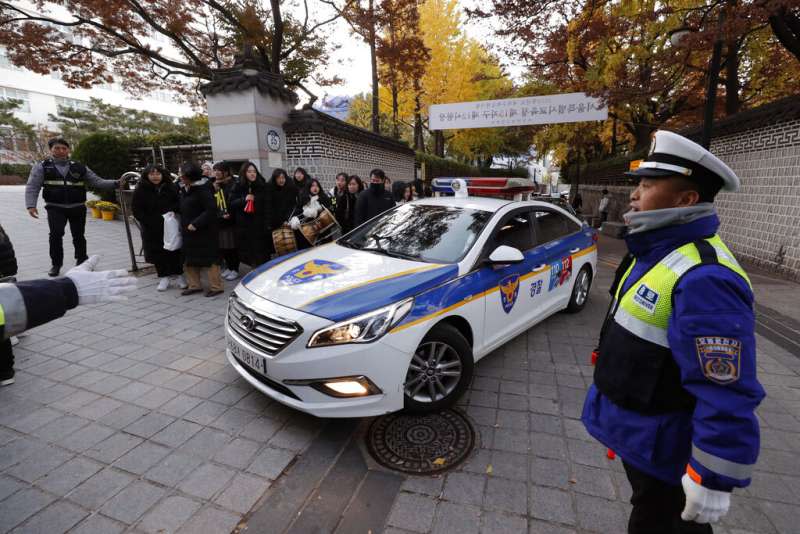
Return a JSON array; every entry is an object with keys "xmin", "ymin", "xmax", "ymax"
[
  {"xmin": 230, "ymin": 162, "xmax": 272, "ymax": 269},
  {"xmin": 290, "ymin": 178, "xmax": 334, "ymax": 249},
  {"xmin": 268, "ymin": 169, "xmax": 299, "ymax": 257}
]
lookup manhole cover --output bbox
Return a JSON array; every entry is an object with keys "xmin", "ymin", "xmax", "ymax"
[{"xmin": 366, "ymin": 409, "xmax": 475, "ymax": 474}]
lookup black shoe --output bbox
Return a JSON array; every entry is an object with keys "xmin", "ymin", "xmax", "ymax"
[
  {"xmin": 205, "ymin": 289, "xmax": 224, "ymax": 297},
  {"xmin": 181, "ymin": 288, "xmax": 203, "ymax": 296},
  {"xmin": 48, "ymin": 265, "xmax": 61, "ymax": 277},
  {"xmin": 0, "ymin": 369, "xmax": 14, "ymax": 387}
]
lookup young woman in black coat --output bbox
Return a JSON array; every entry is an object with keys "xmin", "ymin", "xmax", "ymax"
[
  {"xmin": 132, "ymin": 165, "xmax": 186, "ymax": 291},
  {"xmin": 230, "ymin": 162, "xmax": 271, "ymax": 268},
  {"xmin": 266, "ymin": 168, "xmax": 298, "ymax": 256},
  {"xmin": 335, "ymin": 175, "xmax": 363, "ymax": 234},
  {"xmin": 178, "ymin": 163, "xmax": 223, "ymax": 297}
]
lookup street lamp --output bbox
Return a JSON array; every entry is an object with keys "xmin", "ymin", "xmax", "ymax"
[{"xmin": 669, "ymin": 10, "xmax": 726, "ymax": 149}]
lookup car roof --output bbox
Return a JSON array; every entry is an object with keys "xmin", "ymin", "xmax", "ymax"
[
  {"xmin": 411, "ymin": 196, "xmax": 579, "ymax": 215},
  {"xmin": 412, "ymin": 196, "xmax": 511, "ymax": 212}
]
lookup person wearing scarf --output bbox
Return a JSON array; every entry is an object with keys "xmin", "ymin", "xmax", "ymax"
[{"xmin": 582, "ymin": 131, "xmax": 764, "ymax": 533}]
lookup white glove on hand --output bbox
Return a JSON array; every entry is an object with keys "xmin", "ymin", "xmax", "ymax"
[
  {"xmin": 289, "ymin": 216, "xmax": 301, "ymax": 230},
  {"xmin": 681, "ymin": 474, "xmax": 730, "ymax": 524},
  {"xmin": 65, "ymin": 255, "xmax": 138, "ymax": 305}
]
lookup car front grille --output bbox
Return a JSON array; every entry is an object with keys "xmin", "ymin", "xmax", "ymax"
[{"xmin": 227, "ymin": 295, "xmax": 302, "ymax": 356}]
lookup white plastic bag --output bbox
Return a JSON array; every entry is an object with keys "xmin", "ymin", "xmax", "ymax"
[{"xmin": 163, "ymin": 212, "xmax": 182, "ymax": 251}]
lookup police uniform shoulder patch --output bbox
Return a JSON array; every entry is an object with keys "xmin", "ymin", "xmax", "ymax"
[{"xmin": 695, "ymin": 337, "xmax": 741, "ymax": 384}]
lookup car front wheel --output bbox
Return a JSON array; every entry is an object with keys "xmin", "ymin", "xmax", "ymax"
[
  {"xmin": 403, "ymin": 323, "xmax": 473, "ymax": 413},
  {"xmin": 566, "ymin": 265, "xmax": 592, "ymax": 313}
]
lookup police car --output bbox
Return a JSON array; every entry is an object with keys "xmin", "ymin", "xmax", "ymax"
[{"xmin": 225, "ymin": 178, "xmax": 598, "ymax": 417}]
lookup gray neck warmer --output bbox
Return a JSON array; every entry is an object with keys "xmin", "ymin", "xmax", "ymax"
[{"xmin": 623, "ymin": 203, "xmax": 716, "ymax": 235}]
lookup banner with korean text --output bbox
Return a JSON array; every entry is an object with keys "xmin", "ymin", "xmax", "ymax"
[{"xmin": 429, "ymin": 92, "xmax": 608, "ymax": 130}]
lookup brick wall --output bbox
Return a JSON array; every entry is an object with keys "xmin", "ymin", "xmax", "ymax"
[
  {"xmin": 285, "ymin": 131, "xmax": 415, "ymax": 191},
  {"xmin": 712, "ymin": 119, "xmax": 800, "ymax": 281}
]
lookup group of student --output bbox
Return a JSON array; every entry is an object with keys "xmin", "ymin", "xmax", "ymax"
[{"xmin": 131, "ymin": 161, "xmax": 420, "ymax": 296}]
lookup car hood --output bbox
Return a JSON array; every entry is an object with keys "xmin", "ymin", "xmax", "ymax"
[{"xmin": 240, "ymin": 244, "xmax": 459, "ymax": 322}]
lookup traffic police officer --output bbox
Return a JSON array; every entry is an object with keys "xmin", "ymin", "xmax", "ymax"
[
  {"xmin": 582, "ymin": 130, "xmax": 765, "ymax": 533},
  {"xmin": 0, "ymin": 256, "xmax": 135, "ymax": 385},
  {"xmin": 25, "ymin": 137, "xmax": 120, "ymax": 277}
]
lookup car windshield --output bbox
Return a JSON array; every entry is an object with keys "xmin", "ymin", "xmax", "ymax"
[{"xmin": 339, "ymin": 204, "xmax": 493, "ymax": 263}]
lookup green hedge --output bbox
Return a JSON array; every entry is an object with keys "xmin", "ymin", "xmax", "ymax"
[
  {"xmin": 0, "ymin": 163, "xmax": 32, "ymax": 178},
  {"xmin": 73, "ymin": 133, "xmax": 131, "ymax": 201},
  {"xmin": 416, "ymin": 152, "xmax": 528, "ymax": 179}
]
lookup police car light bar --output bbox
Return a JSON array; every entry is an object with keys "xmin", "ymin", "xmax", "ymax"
[{"xmin": 431, "ymin": 177, "xmax": 536, "ymax": 198}]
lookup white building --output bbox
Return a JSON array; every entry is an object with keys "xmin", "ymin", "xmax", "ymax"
[{"xmin": 0, "ymin": 2, "xmax": 195, "ymax": 162}]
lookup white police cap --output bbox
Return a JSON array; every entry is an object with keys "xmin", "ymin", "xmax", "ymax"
[{"xmin": 626, "ymin": 130, "xmax": 739, "ymax": 192}]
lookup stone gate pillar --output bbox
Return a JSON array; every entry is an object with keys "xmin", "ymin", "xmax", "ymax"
[{"xmin": 200, "ymin": 47, "xmax": 298, "ymax": 175}]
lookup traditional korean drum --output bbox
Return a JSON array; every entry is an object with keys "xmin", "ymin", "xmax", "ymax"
[
  {"xmin": 272, "ymin": 226, "xmax": 297, "ymax": 256},
  {"xmin": 300, "ymin": 207, "xmax": 340, "ymax": 246}
]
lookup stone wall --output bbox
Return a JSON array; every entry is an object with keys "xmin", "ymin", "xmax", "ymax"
[
  {"xmin": 284, "ymin": 109, "xmax": 416, "ymax": 191},
  {"xmin": 712, "ymin": 118, "xmax": 800, "ymax": 281}
]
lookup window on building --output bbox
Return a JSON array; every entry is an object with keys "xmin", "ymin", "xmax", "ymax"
[
  {"xmin": 0, "ymin": 87, "xmax": 31, "ymax": 112},
  {"xmin": 55, "ymin": 96, "xmax": 90, "ymax": 112}
]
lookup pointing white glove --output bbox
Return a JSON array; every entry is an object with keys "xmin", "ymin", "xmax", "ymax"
[
  {"xmin": 65, "ymin": 255, "xmax": 138, "ymax": 305},
  {"xmin": 681, "ymin": 473, "xmax": 730, "ymax": 524},
  {"xmin": 289, "ymin": 216, "xmax": 301, "ymax": 230}
]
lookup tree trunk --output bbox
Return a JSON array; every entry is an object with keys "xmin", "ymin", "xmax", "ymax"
[
  {"xmin": 270, "ymin": 0, "xmax": 283, "ymax": 75},
  {"xmin": 725, "ymin": 38, "xmax": 741, "ymax": 115},
  {"xmin": 434, "ymin": 130, "xmax": 444, "ymax": 157},
  {"xmin": 413, "ymin": 80, "xmax": 424, "ymax": 151},
  {"xmin": 769, "ymin": 9, "xmax": 800, "ymax": 63},
  {"xmin": 369, "ymin": 0, "xmax": 380, "ymax": 134},
  {"xmin": 631, "ymin": 123, "xmax": 655, "ymax": 151},
  {"xmin": 391, "ymin": 81, "xmax": 399, "ymax": 139},
  {"xmin": 724, "ymin": 0, "xmax": 740, "ymax": 116}
]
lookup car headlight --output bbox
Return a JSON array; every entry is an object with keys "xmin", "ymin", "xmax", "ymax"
[{"xmin": 307, "ymin": 298, "xmax": 414, "ymax": 348}]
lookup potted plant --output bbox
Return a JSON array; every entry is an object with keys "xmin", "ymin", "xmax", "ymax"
[
  {"xmin": 85, "ymin": 200, "xmax": 101, "ymax": 219},
  {"xmin": 97, "ymin": 201, "xmax": 119, "ymax": 221}
]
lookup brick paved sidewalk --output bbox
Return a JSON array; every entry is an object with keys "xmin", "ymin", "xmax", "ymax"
[
  {"xmin": 1, "ymin": 187, "xmax": 320, "ymax": 533},
  {"xmin": 2, "ymin": 185, "xmax": 800, "ymax": 533}
]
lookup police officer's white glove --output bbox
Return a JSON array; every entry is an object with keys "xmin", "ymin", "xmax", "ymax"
[
  {"xmin": 289, "ymin": 216, "xmax": 300, "ymax": 230},
  {"xmin": 681, "ymin": 474, "xmax": 730, "ymax": 524},
  {"xmin": 65, "ymin": 255, "xmax": 137, "ymax": 305}
]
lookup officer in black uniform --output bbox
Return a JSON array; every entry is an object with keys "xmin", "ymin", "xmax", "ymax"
[{"xmin": 25, "ymin": 137, "xmax": 120, "ymax": 276}]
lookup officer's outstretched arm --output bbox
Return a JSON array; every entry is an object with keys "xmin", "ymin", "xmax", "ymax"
[
  {"xmin": 0, "ymin": 256, "xmax": 136, "ymax": 340},
  {"xmin": 670, "ymin": 265, "xmax": 766, "ymax": 493}
]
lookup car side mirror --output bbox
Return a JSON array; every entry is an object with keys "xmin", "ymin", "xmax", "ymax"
[{"xmin": 487, "ymin": 245, "xmax": 525, "ymax": 265}]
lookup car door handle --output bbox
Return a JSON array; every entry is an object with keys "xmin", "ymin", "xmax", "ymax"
[
  {"xmin": 532, "ymin": 264, "xmax": 547, "ymax": 271},
  {"xmin": 570, "ymin": 248, "xmax": 580, "ymax": 253}
]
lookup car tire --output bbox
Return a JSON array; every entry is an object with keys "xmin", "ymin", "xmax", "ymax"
[
  {"xmin": 403, "ymin": 323, "xmax": 474, "ymax": 413},
  {"xmin": 566, "ymin": 265, "xmax": 592, "ymax": 313}
]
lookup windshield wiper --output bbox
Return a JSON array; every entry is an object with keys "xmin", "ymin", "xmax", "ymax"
[
  {"xmin": 338, "ymin": 239, "xmax": 361, "ymax": 250},
  {"xmin": 361, "ymin": 234, "xmax": 418, "ymax": 261}
]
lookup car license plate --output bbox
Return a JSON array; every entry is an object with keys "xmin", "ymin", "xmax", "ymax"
[{"xmin": 228, "ymin": 336, "xmax": 267, "ymax": 376}]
